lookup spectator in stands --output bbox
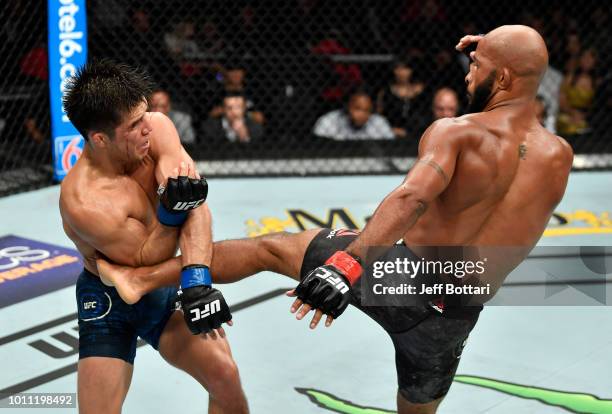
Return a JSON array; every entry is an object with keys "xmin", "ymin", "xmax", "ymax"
[
  {"xmin": 198, "ymin": 20, "xmax": 225, "ymax": 56},
  {"xmin": 414, "ymin": 87, "xmax": 459, "ymax": 138},
  {"xmin": 313, "ymin": 90, "xmax": 394, "ymax": 140},
  {"xmin": 149, "ymin": 89, "xmax": 196, "ymax": 145},
  {"xmin": 164, "ymin": 18, "xmax": 224, "ymax": 92},
  {"xmin": 376, "ymin": 57, "xmax": 426, "ymax": 138},
  {"xmin": 201, "ymin": 92, "xmax": 263, "ymax": 144},
  {"xmin": 432, "ymin": 87, "xmax": 459, "ymax": 120},
  {"xmin": 165, "ymin": 19, "xmax": 200, "ymax": 60},
  {"xmin": 557, "ymin": 48, "xmax": 598, "ymax": 136},
  {"xmin": 209, "ymin": 59, "xmax": 265, "ymax": 124}
]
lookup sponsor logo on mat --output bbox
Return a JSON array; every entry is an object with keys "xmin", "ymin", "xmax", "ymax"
[{"xmin": 0, "ymin": 235, "xmax": 82, "ymax": 308}]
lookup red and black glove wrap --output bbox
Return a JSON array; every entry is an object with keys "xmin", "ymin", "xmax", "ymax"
[{"xmin": 294, "ymin": 251, "xmax": 362, "ymax": 319}]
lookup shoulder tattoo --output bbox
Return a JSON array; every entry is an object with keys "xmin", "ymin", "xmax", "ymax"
[{"xmin": 519, "ymin": 144, "xmax": 527, "ymax": 160}]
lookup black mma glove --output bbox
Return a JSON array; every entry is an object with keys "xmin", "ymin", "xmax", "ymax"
[
  {"xmin": 175, "ymin": 265, "xmax": 232, "ymax": 334},
  {"xmin": 295, "ymin": 251, "xmax": 362, "ymax": 319},
  {"xmin": 157, "ymin": 176, "xmax": 208, "ymax": 226}
]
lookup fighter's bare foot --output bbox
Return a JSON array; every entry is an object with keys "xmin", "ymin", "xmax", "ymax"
[{"xmin": 96, "ymin": 259, "xmax": 143, "ymax": 304}]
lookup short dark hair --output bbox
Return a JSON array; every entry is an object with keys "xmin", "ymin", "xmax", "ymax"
[
  {"xmin": 63, "ymin": 59, "xmax": 153, "ymax": 140},
  {"xmin": 347, "ymin": 88, "xmax": 371, "ymax": 104},
  {"xmin": 223, "ymin": 90, "xmax": 246, "ymax": 101}
]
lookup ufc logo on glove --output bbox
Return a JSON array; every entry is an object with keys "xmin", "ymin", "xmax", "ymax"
[
  {"xmin": 315, "ymin": 268, "xmax": 349, "ymax": 294},
  {"xmin": 173, "ymin": 199, "xmax": 205, "ymax": 211},
  {"xmin": 189, "ymin": 299, "xmax": 222, "ymax": 321}
]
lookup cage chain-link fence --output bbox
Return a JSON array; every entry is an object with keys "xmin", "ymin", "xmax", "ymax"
[
  {"xmin": 0, "ymin": 1, "xmax": 52, "ymax": 196},
  {"xmin": 1, "ymin": 0, "xmax": 611, "ymax": 195}
]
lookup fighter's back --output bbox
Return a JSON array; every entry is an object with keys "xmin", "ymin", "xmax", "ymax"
[{"xmin": 405, "ymin": 105, "xmax": 573, "ymax": 248}]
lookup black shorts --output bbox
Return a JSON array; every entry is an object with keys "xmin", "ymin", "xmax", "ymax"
[
  {"xmin": 300, "ymin": 228, "xmax": 481, "ymax": 404},
  {"xmin": 76, "ymin": 269, "xmax": 177, "ymax": 364}
]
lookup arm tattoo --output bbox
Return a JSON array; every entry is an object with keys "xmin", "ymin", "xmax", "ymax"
[
  {"xmin": 519, "ymin": 144, "xmax": 527, "ymax": 160},
  {"xmin": 417, "ymin": 159, "xmax": 449, "ymax": 184},
  {"xmin": 415, "ymin": 200, "xmax": 428, "ymax": 217}
]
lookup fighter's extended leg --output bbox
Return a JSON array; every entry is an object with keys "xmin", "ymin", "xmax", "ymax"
[
  {"xmin": 211, "ymin": 230, "xmax": 320, "ymax": 282},
  {"xmin": 98, "ymin": 230, "xmax": 320, "ymax": 304}
]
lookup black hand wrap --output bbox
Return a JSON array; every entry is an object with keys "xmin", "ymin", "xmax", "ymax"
[
  {"xmin": 295, "ymin": 265, "xmax": 352, "ymax": 319},
  {"xmin": 177, "ymin": 286, "xmax": 232, "ymax": 335}
]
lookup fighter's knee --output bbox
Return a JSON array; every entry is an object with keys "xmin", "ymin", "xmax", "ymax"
[
  {"xmin": 207, "ymin": 354, "xmax": 241, "ymax": 389},
  {"xmin": 205, "ymin": 354, "xmax": 248, "ymax": 411}
]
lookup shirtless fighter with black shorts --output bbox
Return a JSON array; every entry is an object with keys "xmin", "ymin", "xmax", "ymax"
[{"xmin": 99, "ymin": 26, "xmax": 573, "ymax": 413}]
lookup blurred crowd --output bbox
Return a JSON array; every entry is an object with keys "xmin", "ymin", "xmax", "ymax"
[{"xmin": 1, "ymin": 0, "xmax": 610, "ymax": 163}]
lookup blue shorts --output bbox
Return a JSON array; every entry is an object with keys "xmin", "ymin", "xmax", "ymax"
[{"xmin": 76, "ymin": 268, "xmax": 177, "ymax": 364}]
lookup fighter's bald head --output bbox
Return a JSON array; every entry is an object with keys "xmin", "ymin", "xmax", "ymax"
[{"xmin": 478, "ymin": 25, "xmax": 548, "ymax": 83}]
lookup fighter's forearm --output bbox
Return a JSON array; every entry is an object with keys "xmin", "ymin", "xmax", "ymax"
[
  {"xmin": 138, "ymin": 224, "xmax": 180, "ymax": 266},
  {"xmin": 345, "ymin": 185, "xmax": 426, "ymax": 263},
  {"xmin": 135, "ymin": 204, "xmax": 210, "ymax": 268},
  {"xmin": 179, "ymin": 203, "xmax": 212, "ymax": 266}
]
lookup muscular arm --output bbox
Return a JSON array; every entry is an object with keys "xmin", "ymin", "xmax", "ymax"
[
  {"xmin": 287, "ymin": 120, "xmax": 471, "ymax": 325},
  {"xmin": 149, "ymin": 112, "xmax": 212, "ymax": 267},
  {"xmin": 345, "ymin": 119, "xmax": 466, "ymax": 262},
  {"xmin": 62, "ymin": 199, "xmax": 178, "ymax": 268}
]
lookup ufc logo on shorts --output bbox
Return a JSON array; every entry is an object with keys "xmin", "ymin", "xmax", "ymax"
[
  {"xmin": 173, "ymin": 199, "xmax": 205, "ymax": 211},
  {"xmin": 83, "ymin": 301, "xmax": 96, "ymax": 310},
  {"xmin": 316, "ymin": 268, "xmax": 349, "ymax": 294},
  {"xmin": 189, "ymin": 299, "xmax": 221, "ymax": 321}
]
